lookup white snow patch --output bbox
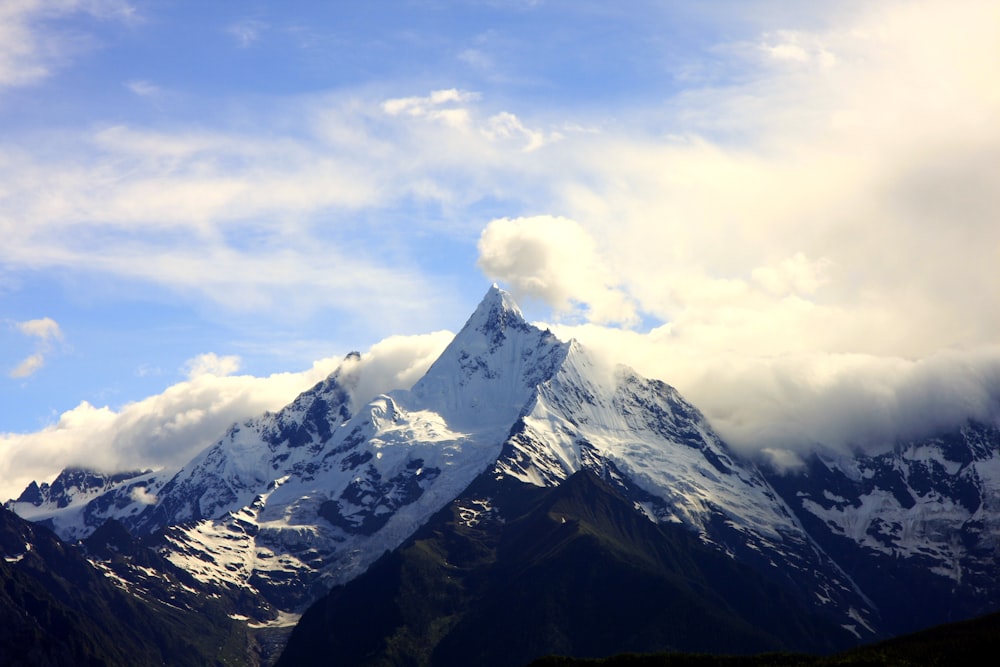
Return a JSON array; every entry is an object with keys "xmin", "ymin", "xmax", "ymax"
[{"xmin": 248, "ymin": 611, "xmax": 301, "ymax": 628}]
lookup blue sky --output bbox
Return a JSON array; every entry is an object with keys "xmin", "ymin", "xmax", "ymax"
[{"xmin": 2, "ymin": 0, "xmax": 999, "ymax": 497}]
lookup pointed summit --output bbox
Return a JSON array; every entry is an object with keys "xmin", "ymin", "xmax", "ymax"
[
  {"xmin": 462, "ymin": 284, "xmax": 528, "ymax": 351},
  {"xmin": 410, "ymin": 285, "xmax": 568, "ymax": 431}
]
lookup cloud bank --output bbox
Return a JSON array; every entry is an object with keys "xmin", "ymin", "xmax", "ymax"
[
  {"xmin": 471, "ymin": 1, "xmax": 1000, "ymax": 466},
  {"xmin": 548, "ymin": 320, "xmax": 1000, "ymax": 467},
  {"xmin": 2, "ymin": 1, "xmax": 997, "ymax": 488},
  {"xmin": 0, "ymin": 331, "xmax": 452, "ymax": 500},
  {"xmin": 478, "ymin": 216, "xmax": 637, "ymax": 326}
]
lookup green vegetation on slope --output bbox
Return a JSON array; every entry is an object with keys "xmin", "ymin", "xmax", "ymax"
[
  {"xmin": 277, "ymin": 472, "xmax": 853, "ymax": 667},
  {"xmin": 0, "ymin": 507, "xmax": 250, "ymax": 667}
]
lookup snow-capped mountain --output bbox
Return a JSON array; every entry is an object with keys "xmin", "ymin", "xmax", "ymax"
[
  {"xmin": 7, "ymin": 287, "xmax": 575, "ymax": 614},
  {"xmin": 489, "ymin": 339, "xmax": 880, "ymax": 636},
  {"xmin": 7, "ymin": 466, "xmax": 170, "ymax": 542},
  {"xmin": 278, "ymin": 470, "xmax": 860, "ymax": 666},
  {"xmin": 1, "ymin": 504, "xmax": 251, "ymax": 665},
  {"xmin": 134, "ymin": 286, "xmax": 581, "ymax": 610},
  {"xmin": 766, "ymin": 422, "xmax": 1000, "ymax": 634},
  {"xmin": 8, "ymin": 285, "xmax": 999, "ymax": 646},
  {"xmin": 12, "ymin": 467, "xmax": 150, "ymax": 510}
]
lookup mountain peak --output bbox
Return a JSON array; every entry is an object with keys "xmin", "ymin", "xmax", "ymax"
[
  {"xmin": 465, "ymin": 284, "xmax": 527, "ymax": 345},
  {"xmin": 408, "ymin": 285, "xmax": 567, "ymax": 431}
]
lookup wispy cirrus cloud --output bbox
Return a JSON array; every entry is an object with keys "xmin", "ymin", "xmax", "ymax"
[
  {"xmin": 4, "ymin": 1, "xmax": 995, "ymax": 354},
  {"xmin": 125, "ymin": 79, "xmax": 161, "ymax": 97},
  {"xmin": 1, "ymin": 0, "xmax": 997, "ymax": 485},
  {"xmin": 0, "ymin": 87, "xmax": 563, "ymax": 324},
  {"xmin": 0, "ymin": 0, "xmax": 136, "ymax": 88},
  {"xmin": 227, "ymin": 17, "xmax": 268, "ymax": 47}
]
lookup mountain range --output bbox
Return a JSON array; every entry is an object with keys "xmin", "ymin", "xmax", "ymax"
[{"xmin": 5, "ymin": 285, "xmax": 1000, "ymax": 664}]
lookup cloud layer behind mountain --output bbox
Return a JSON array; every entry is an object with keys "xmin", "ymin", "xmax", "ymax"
[{"xmin": 1, "ymin": 1, "xmax": 997, "ymax": 494}]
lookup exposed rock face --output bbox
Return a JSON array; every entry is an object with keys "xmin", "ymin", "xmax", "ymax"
[{"xmin": 9, "ymin": 286, "xmax": 999, "ymax": 644}]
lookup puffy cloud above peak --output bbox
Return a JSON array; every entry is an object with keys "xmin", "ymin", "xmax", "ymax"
[
  {"xmin": 2, "ymin": 0, "xmax": 997, "ymax": 487},
  {"xmin": 477, "ymin": 216, "xmax": 638, "ymax": 326}
]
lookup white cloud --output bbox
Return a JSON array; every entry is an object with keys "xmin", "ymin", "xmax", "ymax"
[
  {"xmin": 546, "ymin": 0, "xmax": 1000, "ymax": 366},
  {"xmin": 759, "ymin": 448, "xmax": 805, "ymax": 473},
  {"xmin": 0, "ymin": 331, "xmax": 453, "ymax": 500},
  {"xmin": 183, "ymin": 353, "xmax": 242, "ymax": 379},
  {"xmin": 336, "ymin": 331, "xmax": 454, "ymax": 413},
  {"xmin": 9, "ymin": 317, "xmax": 64, "ymax": 378},
  {"xmin": 381, "ymin": 89, "xmax": 480, "ymax": 129},
  {"xmin": 0, "ymin": 117, "xmax": 450, "ymax": 325},
  {"xmin": 380, "ymin": 90, "xmax": 559, "ymax": 153},
  {"xmin": 458, "ymin": 48, "xmax": 493, "ymax": 71},
  {"xmin": 482, "ymin": 112, "xmax": 555, "ymax": 152},
  {"xmin": 16, "ymin": 317, "xmax": 62, "ymax": 341},
  {"xmin": 10, "ymin": 352, "xmax": 46, "ymax": 379},
  {"xmin": 702, "ymin": 348, "xmax": 1000, "ymax": 458},
  {"xmin": 0, "ymin": 0, "xmax": 135, "ymax": 88},
  {"xmin": 135, "ymin": 363, "xmax": 162, "ymax": 378},
  {"xmin": 130, "ymin": 485, "xmax": 157, "ymax": 505},
  {"xmin": 382, "ymin": 89, "xmax": 480, "ymax": 116},
  {"xmin": 227, "ymin": 18, "xmax": 268, "ymax": 47},
  {"xmin": 751, "ymin": 253, "xmax": 833, "ymax": 297},
  {"xmin": 759, "ymin": 30, "xmax": 837, "ymax": 68},
  {"xmin": 550, "ymin": 321, "xmax": 1000, "ymax": 462},
  {"xmin": 125, "ymin": 79, "xmax": 161, "ymax": 97},
  {"xmin": 478, "ymin": 216, "xmax": 637, "ymax": 326},
  {"xmin": 0, "ymin": 79, "xmax": 580, "ymax": 332},
  {"xmin": 1, "ymin": 1, "xmax": 997, "ymax": 474}
]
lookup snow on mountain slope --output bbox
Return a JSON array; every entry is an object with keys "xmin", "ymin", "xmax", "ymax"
[
  {"xmin": 492, "ymin": 339, "xmax": 877, "ymax": 634},
  {"xmin": 409, "ymin": 285, "xmax": 569, "ymax": 433},
  {"xmin": 773, "ymin": 423, "xmax": 1000, "ymax": 592},
  {"xmin": 126, "ymin": 373, "xmax": 355, "ymax": 536},
  {"xmin": 6, "ymin": 286, "xmax": 877, "ymax": 632},
  {"xmin": 154, "ymin": 394, "xmax": 497, "ymax": 608},
  {"xmin": 13, "ymin": 285, "xmax": 570, "ymax": 613},
  {"xmin": 496, "ymin": 340, "xmax": 792, "ymax": 536},
  {"xmin": 5, "ymin": 467, "xmax": 169, "ymax": 542}
]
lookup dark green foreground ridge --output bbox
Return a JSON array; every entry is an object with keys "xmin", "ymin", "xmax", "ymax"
[
  {"xmin": 0, "ymin": 506, "xmax": 250, "ymax": 666},
  {"xmin": 277, "ymin": 471, "xmax": 854, "ymax": 666}
]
